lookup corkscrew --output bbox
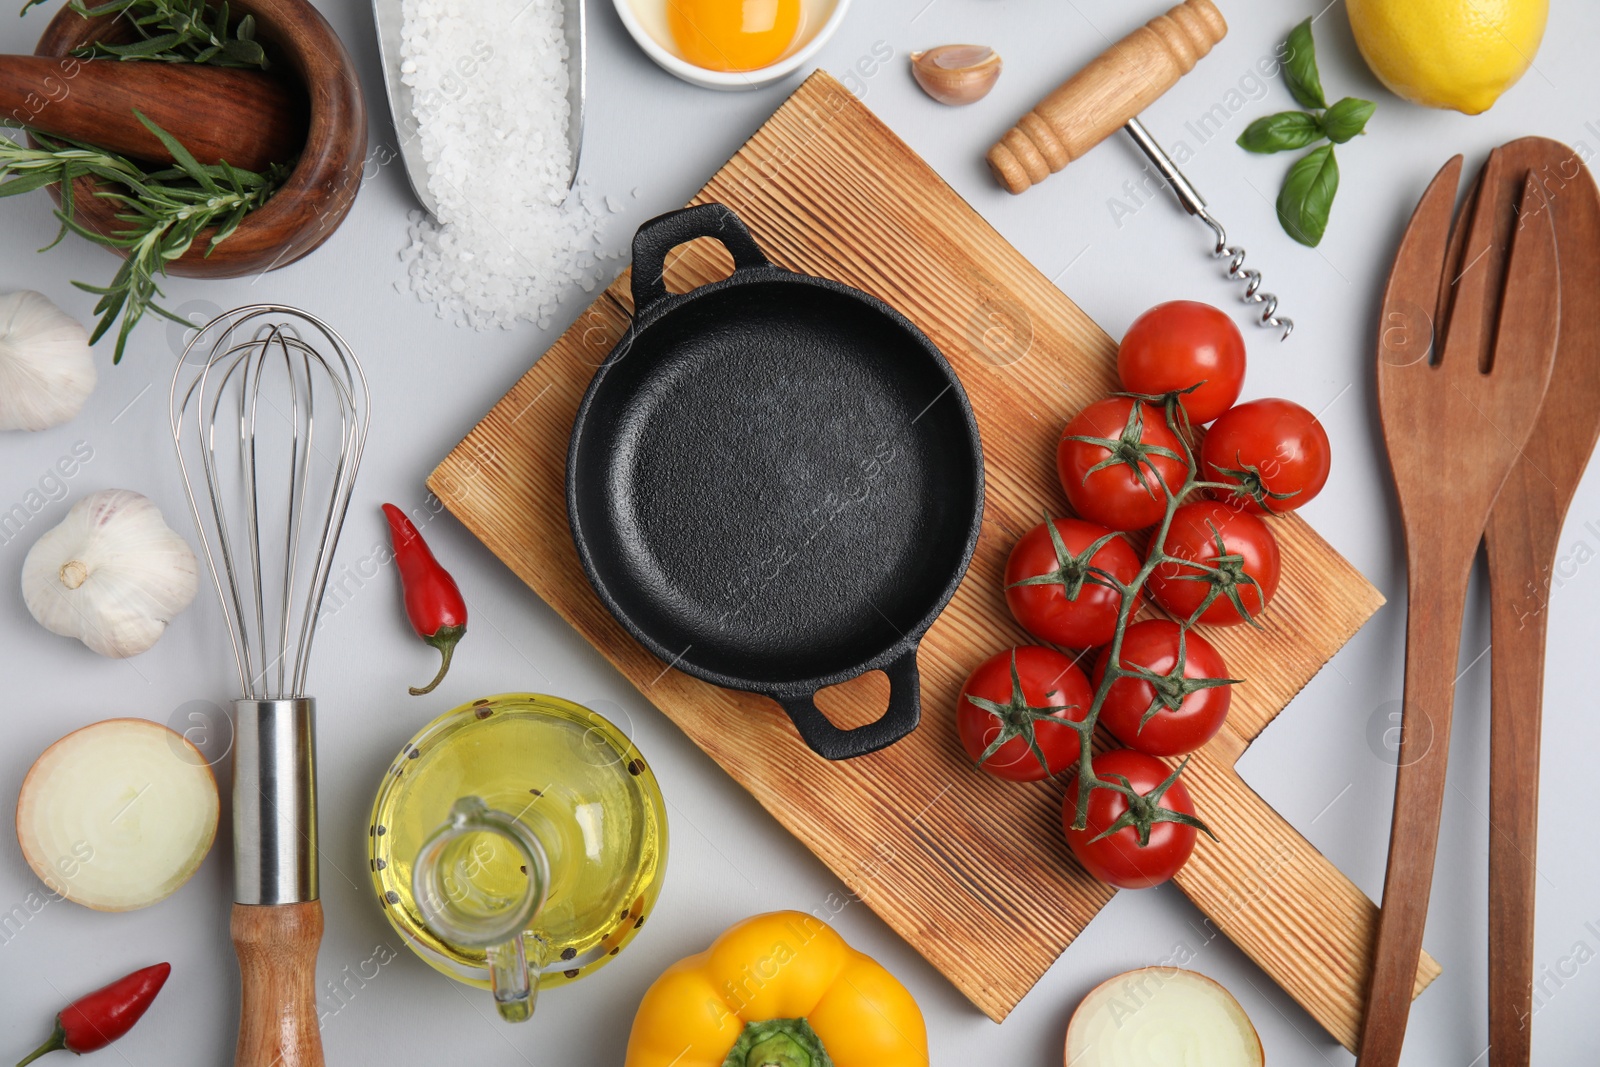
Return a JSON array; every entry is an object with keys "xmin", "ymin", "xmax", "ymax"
[
  {"xmin": 987, "ymin": 0, "xmax": 1294, "ymax": 340},
  {"xmin": 1122, "ymin": 118, "xmax": 1293, "ymax": 338}
]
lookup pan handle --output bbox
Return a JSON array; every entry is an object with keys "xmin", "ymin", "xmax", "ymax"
[
  {"xmin": 777, "ymin": 647, "xmax": 922, "ymax": 760},
  {"xmin": 630, "ymin": 204, "xmax": 775, "ymax": 315}
]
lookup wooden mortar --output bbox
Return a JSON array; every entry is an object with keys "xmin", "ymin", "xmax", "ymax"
[{"xmin": 31, "ymin": 0, "xmax": 367, "ymax": 278}]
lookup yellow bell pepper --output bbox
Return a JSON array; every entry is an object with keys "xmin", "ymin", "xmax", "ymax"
[{"xmin": 625, "ymin": 910, "xmax": 929, "ymax": 1067}]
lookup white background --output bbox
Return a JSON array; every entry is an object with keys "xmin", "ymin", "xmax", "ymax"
[{"xmin": 3, "ymin": 0, "xmax": 1599, "ymax": 1064}]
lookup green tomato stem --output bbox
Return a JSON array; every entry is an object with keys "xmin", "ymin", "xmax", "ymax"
[{"xmin": 1067, "ymin": 401, "xmax": 1231, "ymax": 841}]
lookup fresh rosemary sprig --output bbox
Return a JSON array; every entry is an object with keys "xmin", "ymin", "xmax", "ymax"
[
  {"xmin": 20, "ymin": 0, "xmax": 268, "ymax": 69},
  {"xmin": 0, "ymin": 113, "xmax": 286, "ymax": 362}
]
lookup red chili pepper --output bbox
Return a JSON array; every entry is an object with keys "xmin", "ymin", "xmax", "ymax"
[
  {"xmin": 18, "ymin": 962, "xmax": 170, "ymax": 1065},
  {"xmin": 383, "ymin": 503, "xmax": 468, "ymax": 695}
]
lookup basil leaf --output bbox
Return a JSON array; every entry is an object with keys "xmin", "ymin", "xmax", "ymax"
[
  {"xmin": 1237, "ymin": 111, "xmax": 1325, "ymax": 153},
  {"xmin": 1277, "ymin": 144, "xmax": 1339, "ymax": 247},
  {"xmin": 1322, "ymin": 97, "xmax": 1376, "ymax": 143},
  {"xmin": 1282, "ymin": 19, "xmax": 1327, "ymax": 110}
]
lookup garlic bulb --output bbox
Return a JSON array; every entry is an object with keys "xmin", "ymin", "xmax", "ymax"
[
  {"xmin": 0, "ymin": 291, "xmax": 96, "ymax": 432},
  {"xmin": 22, "ymin": 490, "xmax": 199, "ymax": 658}
]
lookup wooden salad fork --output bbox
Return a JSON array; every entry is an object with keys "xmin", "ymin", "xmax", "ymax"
[
  {"xmin": 1358, "ymin": 151, "xmax": 1560, "ymax": 1067},
  {"xmin": 1446, "ymin": 139, "xmax": 1600, "ymax": 1066}
]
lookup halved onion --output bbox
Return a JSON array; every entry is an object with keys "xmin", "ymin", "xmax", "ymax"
[
  {"xmin": 1065, "ymin": 967, "xmax": 1263, "ymax": 1067},
  {"xmin": 16, "ymin": 718, "xmax": 219, "ymax": 912}
]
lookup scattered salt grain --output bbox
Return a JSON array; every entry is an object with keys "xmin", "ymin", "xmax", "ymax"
[{"xmin": 398, "ymin": 0, "xmax": 606, "ymax": 329}]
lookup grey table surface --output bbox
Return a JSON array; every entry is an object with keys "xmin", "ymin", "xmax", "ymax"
[{"xmin": 3, "ymin": 0, "xmax": 1599, "ymax": 1064}]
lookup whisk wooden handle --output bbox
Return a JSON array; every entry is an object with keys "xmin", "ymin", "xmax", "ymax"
[
  {"xmin": 0, "ymin": 55, "xmax": 306, "ymax": 172},
  {"xmin": 986, "ymin": 0, "xmax": 1227, "ymax": 194},
  {"xmin": 233, "ymin": 902, "xmax": 325, "ymax": 1067}
]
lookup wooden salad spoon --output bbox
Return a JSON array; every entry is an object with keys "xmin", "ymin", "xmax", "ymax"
[
  {"xmin": 1358, "ymin": 151, "xmax": 1559, "ymax": 1066},
  {"xmin": 1447, "ymin": 139, "xmax": 1600, "ymax": 1066}
]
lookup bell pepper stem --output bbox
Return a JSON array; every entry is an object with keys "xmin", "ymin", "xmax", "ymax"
[
  {"xmin": 17, "ymin": 1021, "xmax": 67, "ymax": 1067},
  {"xmin": 745, "ymin": 1033, "xmax": 812, "ymax": 1067},
  {"xmin": 410, "ymin": 624, "xmax": 465, "ymax": 696},
  {"xmin": 720, "ymin": 1019, "xmax": 831, "ymax": 1067}
]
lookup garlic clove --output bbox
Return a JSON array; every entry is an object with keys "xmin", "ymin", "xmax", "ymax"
[
  {"xmin": 910, "ymin": 45, "xmax": 1003, "ymax": 106},
  {"xmin": 0, "ymin": 291, "xmax": 96, "ymax": 432},
  {"xmin": 21, "ymin": 490, "xmax": 199, "ymax": 658}
]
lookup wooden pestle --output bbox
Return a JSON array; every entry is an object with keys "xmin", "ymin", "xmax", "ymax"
[
  {"xmin": 0, "ymin": 54, "xmax": 306, "ymax": 172},
  {"xmin": 987, "ymin": 0, "xmax": 1227, "ymax": 194}
]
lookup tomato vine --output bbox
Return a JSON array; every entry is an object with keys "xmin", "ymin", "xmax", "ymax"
[{"xmin": 1057, "ymin": 395, "xmax": 1263, "ymax": 840}]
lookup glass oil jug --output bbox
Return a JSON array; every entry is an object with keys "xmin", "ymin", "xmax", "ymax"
[{"xmin": 368, "ymin": 694, "xmax": 668, "ymax": 1020}]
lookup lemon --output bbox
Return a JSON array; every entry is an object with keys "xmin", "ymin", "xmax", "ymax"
[{"xmin": 1346, "ymin": 0, "xmax": 1549, "ymax": 114}]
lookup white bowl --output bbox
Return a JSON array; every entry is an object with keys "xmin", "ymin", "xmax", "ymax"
[{"xmin": 612, "ymin": 0, "xmax": 853, "ymax": 91}]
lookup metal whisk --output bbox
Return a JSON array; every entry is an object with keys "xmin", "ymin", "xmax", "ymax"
[{"xmin": 169, "ymin": 305, "xmax": 369, "ymax": 1067}]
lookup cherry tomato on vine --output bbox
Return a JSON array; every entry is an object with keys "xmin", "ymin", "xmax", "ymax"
[
  {"xmin": 1202, "ymin": 398, "xmax": 1331, "ymax": 514},
  {"xmin": 956, "ymin": 646, "xmax": 1093, "ymax": 782},
  {"xmin": 1062, "ymin": 749, "xmax": 1207, "ymax": 889},
  {"xmin": 1148, "ymin": 502, "xmax": 1281, "ymax": 626},
  {"xmin": 1057, "ymin": 398, "xmax": 1187, "ymax": 531},
  {"xmin": 1093, "ymin": 620, "xmax": 1235, "ymax": 757},
  {"xmin": 1117, "ymin": 301, "xmax": 1246, "ymax": 426},
  {"xmin": 1005, "ymin": 517, "xmax": 1140, "ymax": 648}
]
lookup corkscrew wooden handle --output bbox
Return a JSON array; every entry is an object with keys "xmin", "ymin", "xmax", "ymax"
[
  {"xmin": 986, "ymin": 0, "xmax": 1227, "ymax": 194},
  {"xmin": 233, "ymin": 902, "xmax": 325, "ymax": 1067}
]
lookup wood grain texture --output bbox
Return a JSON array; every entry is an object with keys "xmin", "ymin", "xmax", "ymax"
[
  {"xmin": 986, "ymin": 0, "xmax": 1226, "ymax": 193},
  {"xmin": 0, "ymin": 55, "xmax": 306, "ymax": 173},
  {"xmin": 1360, "ymin": 154, "xmax": 1559, "ymax": 1066},
  {"xmin": 31, "ymin": 0, "xmax": 365, "ymax": 278},
  {"xmin": 232, "ymin": 901, "xmax": 324, "ymax": 1067},
  {"xmin": 429, "ymin": 73, "xmax": 1434, "ymax": 1037},
  {"xmin": 1476, "ymin": 140, "xmax": 1600, "ymax": 1067}
]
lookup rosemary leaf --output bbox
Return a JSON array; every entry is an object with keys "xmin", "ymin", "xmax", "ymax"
[
  {"xmin": 1, "ymin": 124, "xmax": 285, "ymax": 362},
  {"xmin": 72, "ymin": 0, "xmax": 134, "ymax": 14},
  {"xmin": 135, "ymin": 109, "xmax": 217, "ymax": 191},
  {"xmin": 23, "ymin": 0, "xmax": 270, "ymax": 70},
  {"xmin": 95, "ymin": 32, "xmax": 184, "ymax": 57},
  {"xmin": 0, "ymin": 168, "xmax": 61, "ymax": 197}
]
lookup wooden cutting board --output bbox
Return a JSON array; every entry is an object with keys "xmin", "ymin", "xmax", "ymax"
[{"xmin": 429, "ymin": 71, "xmax": 1438, "ymax": 1047}]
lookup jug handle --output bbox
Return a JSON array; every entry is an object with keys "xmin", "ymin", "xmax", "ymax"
[
  {"xmin": 488, "ymin": 933, "xmax": 549, "ymax": 1022},
  {"xmin": 413, "ymin": 796, "xmax": 552, "ymax": 1023}
]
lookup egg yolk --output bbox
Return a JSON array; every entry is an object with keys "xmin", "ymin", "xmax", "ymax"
[{"xmin": 667, "ymin": 0, "xmax": 803, "ymax": 73}]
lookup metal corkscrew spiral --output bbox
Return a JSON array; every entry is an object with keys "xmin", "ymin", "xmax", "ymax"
[
  {"xmin": 1197, "ymin": 210, "xmax": 1293, "ymax": 340},
  {"xmin": 1123, "ymin": 118, "xmax": 1294, "ymax": 340}
]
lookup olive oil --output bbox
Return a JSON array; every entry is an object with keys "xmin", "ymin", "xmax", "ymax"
[{"xmin": 370, "ymin": 695, "xmax": 667, "ymax": 992}]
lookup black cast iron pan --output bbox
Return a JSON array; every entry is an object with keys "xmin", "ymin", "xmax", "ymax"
[{"xmin": 567, "ymin": 204, "xmax": 984, "ymax": 760}]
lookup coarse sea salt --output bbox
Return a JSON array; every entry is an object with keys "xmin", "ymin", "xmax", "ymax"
[{"xmin": 399, "ymin": 0, "xmax": 607, "ymax": 329}]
